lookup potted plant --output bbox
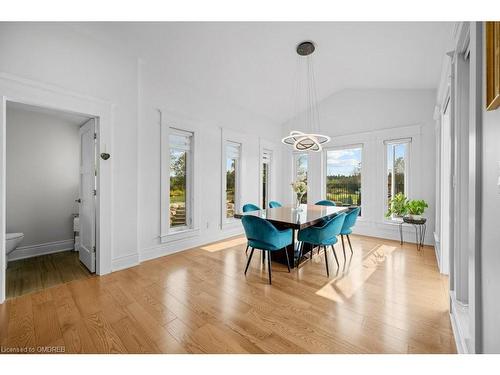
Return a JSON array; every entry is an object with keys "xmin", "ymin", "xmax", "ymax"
[
  {"xmin": 385, "ymin": 192, "xmax": 408, "ymax": 219},
  {"xmin": 405, "ymin": 199, "xmax": 428, "ymax": 220},
  {"xmin": 291, "ymin": 180, "xmax": 307, "ymax": 211}
]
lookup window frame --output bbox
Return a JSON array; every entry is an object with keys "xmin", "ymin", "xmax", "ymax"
[
  {"xmin": 160, "ymin": 113, "xmax": 200, "ymax": 243},
  {"xmin": 384, "ymin": 138, "xmax": 412, "ymax": 221},
  {"xmin": 261, "ymin": 149, "xmax": 272, "ymax": 209},
  {"xmin": 293, "ymin": 152, "xmax": 308, "ymax": 204},
  {"xmin": 167, "ymin": 128, "xmax": 194, "ymax": 233},
  {"xmin": 323, "ymin": 143, "xmax": 364, "ymax": 212},
  {"xmin": 221, "ymin": 140, "xmax": 242, "ymax": 224}
]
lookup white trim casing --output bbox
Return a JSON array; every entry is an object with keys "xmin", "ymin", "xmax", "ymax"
[
  {"xmin": 159, "ymin": 110, "xmax": 201, "ymax": 243},
  {"xmin": 0, "ymin": 72, "xmax": 114, "ymax": 304}
]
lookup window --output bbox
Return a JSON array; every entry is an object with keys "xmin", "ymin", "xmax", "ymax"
[
  {"xmin": 386, "ymin": 139, "xmax": 410, "ymax": 210},
  {"xmin": 325, "ymin": 146, "xmax": 362, "ymax": 208},
  {"xmin": 261, "ymin": 150, "xmax": 272, "ymax": 208},
  {"xmin": 293, "ymin": 153, "xmax": 308, "ymax": 203},
  {"xmin": 224, "ymin": 142, "xmax": 241, "ymax": 220},
  {"xmin": 169, "ymin": 129, "xmax": 193, "ymax": 230}
]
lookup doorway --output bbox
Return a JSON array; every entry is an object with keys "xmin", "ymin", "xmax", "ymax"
[{"xmin": 4, "ymin": 101, "xmax": 98, "ymax": 298}]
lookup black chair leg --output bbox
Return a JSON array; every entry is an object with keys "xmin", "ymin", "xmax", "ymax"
[
  {"xmin": 341, "ymin": 235, "xmax": 347, "ymax": 262},
  {"xmin": 297, "ymin": 241, "xmax": 304, "ymax": 268},
  {"xmin": 347, "ymin": 235, "xmax": 353, "ymax": 254},
  {"xmin": 245, "ymin": 244, "xmax": 249, "ymax": 255},
  {"xmin": 331, "ymin": 245, "xmax": 339, "ymax": 268},
  {"xmin": 323, "ymin": 246, "xmax": 330, "ymax": 277},
  {"xmin": 267, "ymin": 250, "xmax": 272, "ymax": 284},
  {"xmin": 284, "ymin": 248, "xmax": 291, "ymax": 272},
  {"xmin": 244, "ymin": 248, "xmax": 255, "ymax": 275}
]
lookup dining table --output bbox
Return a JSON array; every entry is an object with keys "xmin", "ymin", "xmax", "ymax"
[{"xmin": 234, "ymin": 204, "xmax": 350, "ymax": 268}]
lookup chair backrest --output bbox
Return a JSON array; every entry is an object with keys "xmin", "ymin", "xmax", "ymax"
[
  {"xmin": 341, "ymin": 207, "xmax": 361, "ymax": 232},
  {"xmin": 320, "ymin": 212, "xmax": 346, "ymax": 241},
  {"xmin": 241, "ymin": 215, "xmax": 279, "ymax": 247},
  {"xmin": 315, "ymin": 200, "xmax": 336, "ymax": 206},
  {"xmin": 269, "ymin": 201, "xmax": 282, "ymax": 208},
  {"xmin": 242, "ymin": 203, "xmax": 261, "ymax": 212}
]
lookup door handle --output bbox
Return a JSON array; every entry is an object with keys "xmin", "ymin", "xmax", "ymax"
[{"xmin": 75, "ymin": 198, "xmax": 81, "ymax": 203}]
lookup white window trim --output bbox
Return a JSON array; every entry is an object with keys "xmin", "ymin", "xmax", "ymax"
[
  {"xmin": 292, "ymin": 152, "xmax": 308, "ymax": 203},
  {"xmin": 160, "ymin": 112, "xmax": 200, "ymax": 243},
  {"xmin": 383, "ymin": 138, "xmax": 412, "ymax": 222},
  {"xmin": 260, "ymin": 148, "xmax": 272, "ymax": 209},
  {"xmin": 221, "ymin": 140, "xmax": 242, "ymax": 227},
  {"xmin": 322, "ymin": 143, "xmax": 364, "ymax": 215}
]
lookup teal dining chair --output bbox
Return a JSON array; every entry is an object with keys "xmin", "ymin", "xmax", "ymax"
[
  {"xmin": 340, "ymin": 207, "xmax": 361, "ymax": 260},
  {"xmin": 241, "ymin": 215, "xmax": 292, "ymax": 284},
  {"xmin": 315, "ymin": 200, "xmax": 336, "ymax": 206},
  {"xmin": 297, "ymin": 213, "xmax": 346, "ymax": 276},
  {"xmin": 242, "ymin": 204, "xmax": 262, "ymax": 255},
  {"xmin": 242, "ymin": 203, "xmax": 261, "ymax": 212},
  {"xmin": 269, "ymin": 201, "xmax": 282, "ymax": 208}
]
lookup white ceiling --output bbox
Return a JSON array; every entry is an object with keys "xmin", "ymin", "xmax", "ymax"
[
  {"xmin": 70, "ymin": 22, "xmax": 454, "ymax": 125},
  {"xmin": 7, "ymin": 101, "xmax": 91, "ymax": 126}
]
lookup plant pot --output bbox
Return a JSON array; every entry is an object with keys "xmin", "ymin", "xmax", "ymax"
[{"xmin": 405, "ymin": 214, "xmax": 422, "ymax": 221}]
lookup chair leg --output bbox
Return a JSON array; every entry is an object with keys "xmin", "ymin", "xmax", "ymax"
[
  {"xmin": 244, "ymin": 247, "xmax": 255, "ymax": 275},
  {"xmin": 347, "ymin": 235, "xmax": 353, "ymax": 254},
  {"xmin": 331, "ymin": 245, "xmax": 339, "ymax": 268},
  {"xmin": 341, "ymin": 235, "xmax": 347, "ymax": 262},
  {"xmin": 323, "ymin": 246, "xmax": 330, "ymax": 277},
  {"xmin": 262, "ymin": 249, "xmax": 265, "ymax": 264},
  {"xmin": 297, "ymin": 241, "xmax": 304, "ymax": 268},
  {"xmin": 267, "ymin": 250, "xmax": 272, "ymax": 284},
  {"xmin": 245, "ymin": 244, "xmax": 249, "ymax": 255},
  {"xmin": 284, "ymin": 248, "xmax": 291, "ymax": 272}
]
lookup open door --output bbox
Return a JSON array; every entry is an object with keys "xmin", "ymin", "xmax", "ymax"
[{"xmin": 78, "ymin": 118, "xmax": 96, "ymax": 273}]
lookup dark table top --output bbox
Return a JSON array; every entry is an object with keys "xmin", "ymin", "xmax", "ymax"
[{"xmin": 234, "ymin": 204, "xmax": 350, "ymax": 230}]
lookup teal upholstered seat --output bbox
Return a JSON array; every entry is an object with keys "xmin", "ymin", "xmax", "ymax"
[
  {"xmin": 241, "ymin": 215, "xmax": 292, "ymax": 284},
  {"xmin": 315, "ymin": 200, "xmax": 336, "ymax": 206},
  {"xmin": 268, "ymin": 201, "xmax": 282, "ymax": 208},
  {"xmin": 297, "ymin": 213, "xmax": 346, "ymax": 276},
  {"xmin": 339, "ymin": 207, "xmax": 360, "ymax": 259},
  {"xmin": 241, "ymin": 204, "xmax": 262, "ymax": 255},
  {"xmin": 242, "ymin": 203, "xmax": 261, "ymax": 212}
]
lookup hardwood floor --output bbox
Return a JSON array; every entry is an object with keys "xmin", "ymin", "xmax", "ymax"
[
  {"xmin": 6, "ymin": 251, "xmax": 91, "ymax": 299},
  {"xmin": 0, "ymin": 235, "xmax": 456, "ymax": 353}
]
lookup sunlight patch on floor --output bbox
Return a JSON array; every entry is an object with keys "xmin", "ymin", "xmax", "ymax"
[
  {"xmin": 315, "ymin": 244, "xmax": 398, "ymax": 303},
  {"xmin": 201, "ymin": 237, "xmax": 247, "ymax": 252}
]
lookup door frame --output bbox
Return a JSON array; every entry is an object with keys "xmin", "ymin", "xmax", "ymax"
[{"xmin": 0, "ymin": 72, "xmax": 113, "ymax": 303}]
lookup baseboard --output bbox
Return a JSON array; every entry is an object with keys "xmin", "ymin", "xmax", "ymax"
[
  {"xmin": 450, "ymin": 292, "xmax": 470, "ymax": 354},
  {"xmin": 140, "ymin": 227, "xmax": 244, "ymax": 263},
  {"xmin": 8, "ymin": 239, "xmax": 74, "ymax": 261},
  {"xmin": 111, "ymin": 253, "xmax": 140, "ymax": 271}
]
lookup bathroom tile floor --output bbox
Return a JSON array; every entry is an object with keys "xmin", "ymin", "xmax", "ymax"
[{"xmin": 6, "ymin": 250, "xmax": 92, "ymax": 299}]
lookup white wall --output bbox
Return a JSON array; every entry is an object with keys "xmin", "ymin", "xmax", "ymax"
[
  {"xmin": 0, "ymin": 23, "xmax": 139, "ymax": 269},
  {"xmin": 137, "ymin": 63, "xmax": 284, "ymax": 261},
  {"xmin": 480, "ymin": 61, "xmax": 500, "ymax": 352},
  {"xmin": 6, "ymin": 106, "xmax": 80, "ymax": 251},
  {"xmin": 282, "ymin": 89, "xmax": 437, "ymax": 244}
]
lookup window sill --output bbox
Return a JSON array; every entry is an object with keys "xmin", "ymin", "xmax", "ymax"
[{"xmin": 160, "ymin": 227, "xmax": 200, "ymax": 243}]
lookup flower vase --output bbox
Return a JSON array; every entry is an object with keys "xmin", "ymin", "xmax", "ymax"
[{"xmin": 295, "ymin": 194, "xmax": 304, "ymax": 211}]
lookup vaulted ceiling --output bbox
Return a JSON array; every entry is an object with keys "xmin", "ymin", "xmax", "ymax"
[{"xmin": 71, "ymin": 22, "xmax": 454, "ymax": 125}]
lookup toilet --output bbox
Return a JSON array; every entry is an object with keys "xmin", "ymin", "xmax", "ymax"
[{"xmin": 6, "ymin": 232, "xmax": 24, "ymax": 256}]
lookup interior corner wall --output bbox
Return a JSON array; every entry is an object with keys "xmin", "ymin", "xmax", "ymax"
[
  {"xmin": 137, "ymin": 63, "xmax": 284, "ymax": 260},
  {"xmin": 0, "ymin": 23, "xmax": 139, "ymax": 270},
  {"xmin": 281, "ymin": 89, "xmax": 437, "ymax": 245}
]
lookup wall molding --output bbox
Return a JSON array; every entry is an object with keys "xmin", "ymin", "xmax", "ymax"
[
  {"xmin": 450, "ymin": 292, "xmax": 470, "ymax": 353},
  {"xmin": 111, "ymin": 253, "xmax": 140, "ymax": 272},
  {"xmin": 7, "ymin": 239, "xmax": 74, "ymax": 262},
  {"xmin": 140, "ymin": 227, "xmax": 244, "ymax": 263}
]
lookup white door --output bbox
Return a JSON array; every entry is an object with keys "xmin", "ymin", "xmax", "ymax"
[{"xmin": 78, "ymin": 118, "xmax": 96, "ymax": 273}]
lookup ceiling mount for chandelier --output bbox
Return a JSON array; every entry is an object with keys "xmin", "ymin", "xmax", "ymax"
[{"xmin": 281, "ymin": 41, "xmax": 330, "ymax": 152}]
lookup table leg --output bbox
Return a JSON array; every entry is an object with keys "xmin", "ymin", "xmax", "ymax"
[{"xmin": 399, "ymin": 222, "xmax": 403, "ymax": 245}]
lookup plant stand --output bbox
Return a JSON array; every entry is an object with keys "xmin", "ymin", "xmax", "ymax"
[{"xmin": 398, "ymin": 217, "xmax": 427, "ymax": 251}]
